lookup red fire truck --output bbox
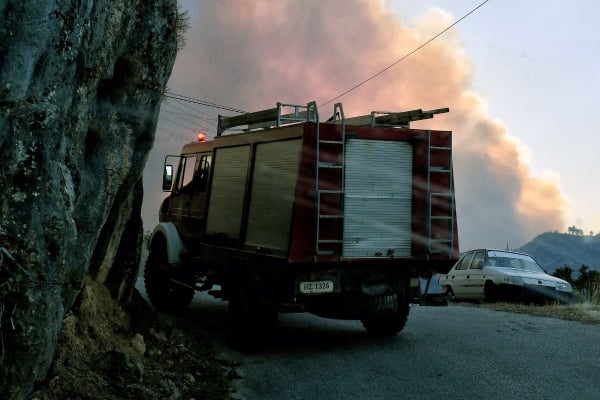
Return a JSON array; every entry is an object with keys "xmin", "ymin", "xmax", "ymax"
[{"xmin": 145, "ymin": 101, "xmax": 458, "ymax": 337}]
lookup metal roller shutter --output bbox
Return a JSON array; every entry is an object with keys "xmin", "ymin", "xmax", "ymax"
[
  {"xmin": 206, "ymin": 145, "xmax": 251, "ymax": 238},
  {"xmin": 343, "ymin": 139, "xmax": 413, "ymax": 258},
  {"xmin": 245, "ymin": 139, "xmax": 302, "ymax": 251}
]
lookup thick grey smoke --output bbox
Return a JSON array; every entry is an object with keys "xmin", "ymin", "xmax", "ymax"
[{"xmin": 143, "ymin": 0, "xmax": 569, "ymax": 250}]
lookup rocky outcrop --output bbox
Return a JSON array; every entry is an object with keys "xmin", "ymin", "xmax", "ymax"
[{"xmin": 0, "ymin": 1, "xmax": 180, "ymax": 398}]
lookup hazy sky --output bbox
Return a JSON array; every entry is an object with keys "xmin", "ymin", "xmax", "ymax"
[
  {"xmin": 143, "ymin": 0, "xmax": 600, "ymax": 251},
  {"xmin": 390, "ymin": 0, "xmax": 600, "ymax": 236}
]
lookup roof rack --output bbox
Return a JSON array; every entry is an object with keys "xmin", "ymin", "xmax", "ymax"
[
  {"xmin": 216, "ymin": 102, "xmax": 449, "ymax": 136},
  {"xmin": 217, "ymin": 101, "xmax": 318, "ymax": 136},
  {"xmin": 340, "ymin": 108, "xmax": 449, "ymax": 128}
]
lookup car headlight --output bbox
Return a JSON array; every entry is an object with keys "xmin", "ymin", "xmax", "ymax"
[
  {"xmin": 504, "ymin": 275, "xmax": 523, "ymax": 286},
  {"xmin": 556, "ymin": 282, "xmax": 572, "ymax": 292}
]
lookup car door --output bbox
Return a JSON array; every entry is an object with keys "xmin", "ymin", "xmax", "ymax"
[
  {"xmin": 448, "ymin": 251, "xmax": 475, "ymax": 298},
  {"xmin": 465, "ymin": 250, "xmax": 486, "ymax": 298}
]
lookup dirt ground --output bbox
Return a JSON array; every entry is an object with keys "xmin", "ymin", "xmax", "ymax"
[{"xmin": 29, "ymin": 279, "xmax": 238, "ymax": 400}]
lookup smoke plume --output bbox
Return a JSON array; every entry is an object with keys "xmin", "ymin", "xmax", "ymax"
[{"xmin": 145, "ymin": 0, "xmax": 569, "ymax": 250}]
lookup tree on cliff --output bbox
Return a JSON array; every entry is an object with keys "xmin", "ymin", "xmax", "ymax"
[{"xmin": 0, "ymin": 1, "xmax": 183, "ymax": 398}]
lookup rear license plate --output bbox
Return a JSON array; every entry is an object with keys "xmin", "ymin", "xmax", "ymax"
[{"xmin": 300, "ymin": 280, "xmax": 334, "ymax": 294}]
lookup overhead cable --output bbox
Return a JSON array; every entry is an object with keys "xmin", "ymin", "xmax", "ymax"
[
  {"xmin": 320, "ymin": 0, "xmax": 490, "ymax": 107},
  {"xmin": 164, "ymin": 91, "xmax": 246, "ymax": 114}
]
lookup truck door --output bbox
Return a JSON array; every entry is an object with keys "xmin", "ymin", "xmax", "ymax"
[{"xmin": 169, "ymin": 153, "xmax": 211, "ymax": 238}]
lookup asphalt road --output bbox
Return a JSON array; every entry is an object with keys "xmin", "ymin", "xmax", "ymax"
[{"xmin": 136, "ymin": 280, "xmax": 600, "ymax": 400}]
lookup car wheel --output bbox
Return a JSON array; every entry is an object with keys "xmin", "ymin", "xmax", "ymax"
[
  {"xmin": 446, "ymin": 287, "xmax": 455, "ymax": 301},
  {"xmin": 484, "ymin": 281, "xmax": 500, "ymax": 303}
]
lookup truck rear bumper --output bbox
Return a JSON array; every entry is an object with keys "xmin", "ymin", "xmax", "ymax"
[{"xmin": 293, "ymin": 265, "xmax": 409, "ymax": 297}]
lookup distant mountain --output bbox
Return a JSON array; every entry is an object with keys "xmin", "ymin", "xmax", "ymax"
[{"xmin": 516, "ymin": 232, "xmax": 600, "ymax": 273}]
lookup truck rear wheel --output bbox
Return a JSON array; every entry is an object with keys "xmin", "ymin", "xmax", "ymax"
[
  {"xmin": 144, "ymin": 236, "xmax": 195, "ymax": 313},
  {"xmin": 227, "ymin": 273, "xmax": 278, "ymax": 348},
  {"xmin": 360, "ymin": 293, "xmax": 410, "ymax": 336}
]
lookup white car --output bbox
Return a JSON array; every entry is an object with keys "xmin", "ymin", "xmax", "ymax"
[{"xmin": 438, "ymin": 249, "xmax": 572, "ymax": 304}]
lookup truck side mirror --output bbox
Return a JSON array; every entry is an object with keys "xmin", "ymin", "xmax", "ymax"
[{"xmin": 162, "ymin": 164, "xmax": 174, "ymax": 191}]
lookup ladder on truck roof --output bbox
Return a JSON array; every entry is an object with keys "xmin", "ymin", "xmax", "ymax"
[
  {"xmin": 216, "ymin": 102, "xmax": 318, "ymax": 136},
  {"xmin": 340, "ymin": 108, "xmax": 449, "ymax": 129},
  {"xmin": 426, "ymin": 131, "xmax": 455, "ymax": 257}
]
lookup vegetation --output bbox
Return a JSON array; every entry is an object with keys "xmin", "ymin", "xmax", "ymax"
[
  {"xmin": 175, "ymin": 6, "xmax": 190, "ymax": 50},
  {"xmin": 553, "ymin": 265, "xmax": 600, "ymax": 304}
]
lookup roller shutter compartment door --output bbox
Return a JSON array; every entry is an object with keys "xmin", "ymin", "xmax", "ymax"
[
  {"xmin": 206, "ymin": 145, "xmax": 251, "ymax": 239},
  {"xmin": 245, "ymin": 139, "xmax": 302, "ymax": 251},
  {"xmin": 343, "ymin": 139, "xmax": 413, "ymax": 258}
]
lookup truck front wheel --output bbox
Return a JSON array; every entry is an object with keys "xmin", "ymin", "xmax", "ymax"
[
  {"xmin": 360, "ymin": 293, "xmax": 410, "ymax": 336},
  {"xmin": 144, "ymin": 236, "xmax": 195, "ymax": 313}
]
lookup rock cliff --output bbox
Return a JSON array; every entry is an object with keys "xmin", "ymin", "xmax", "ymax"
[{"xmin": 0, "ymin": 0, "xmax": 179, "ymax": 397}]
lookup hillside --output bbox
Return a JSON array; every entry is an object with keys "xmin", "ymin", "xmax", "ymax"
[{"xmin": 517, "ymin": 232, "xmax": 600, "ymax": 273}]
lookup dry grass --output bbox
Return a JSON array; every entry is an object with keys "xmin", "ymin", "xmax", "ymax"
[{"xmin": 461, "ymin": 302, "xmax": 600, "ymax": 324}]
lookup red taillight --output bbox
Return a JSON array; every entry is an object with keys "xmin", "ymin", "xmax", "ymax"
[{"xmin": 197, "ymin": 131, "xmax": 206, "ymax": 142}]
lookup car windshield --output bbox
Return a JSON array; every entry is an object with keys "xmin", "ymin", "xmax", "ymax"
[{"xmin": 486, "ymin": 251, "xmax": 544, "ymax": 273}]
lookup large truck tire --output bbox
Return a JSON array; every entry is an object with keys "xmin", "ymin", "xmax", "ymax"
[
  {"xmin": 144, "ymin": 235, "xmax": 195, "ymax": 313},
  {"xmin": 227, "ymin": 272, "xmax": 278, "ymax": 349},
  {"xmin": 360, "ymin": 293, "xmax": 410, "ymax": 336}
]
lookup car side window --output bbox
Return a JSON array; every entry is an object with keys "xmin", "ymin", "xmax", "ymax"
[
  {"xmin": 456, "ymin": 252, "xmax": 474, "ymax": 270},
  {"xmin": 470, "ymin": 251, "xmax": 485, "ymax": 269},
  {"xmin": 176, "ymin": 154, "xmax": 198, "ymax": 192}
]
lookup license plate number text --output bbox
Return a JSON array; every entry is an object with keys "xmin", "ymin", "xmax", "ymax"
[{"xmin": 300, "ymin": 280, "xmax": 334, "ymax": 294}]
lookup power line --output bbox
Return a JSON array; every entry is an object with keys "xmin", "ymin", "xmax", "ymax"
[
  {"xmin": 156, "ymin": 94, "xmax": 223, "ymax": 142},
  {"xmin": 164, "ymin": 91, "xmax": 247, "ymax": 114},
  {"xmin": 168, "ymin": 97, "xmax": 218, "ymax": 121},
  {"xmin": 156, "ymin": 127, "xmax": 192, "ymax": 143},
  {"xmin": 161, "ymin": 98, "xmax": 218, "ymax": 128},
  {"xmin": 159, "ymin": 113, "xmax": 200, "ymax": 133},
  {"xmin": 320, "ymin": 0, "xmax": 490, "ymax": 108},
  {"xmin": 160, "ymin": 105, "xmax": 218, "ymax": 129},
  {"xmin": 159, "ymin": 108, "xmax": 207, "ymax": 128}
]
